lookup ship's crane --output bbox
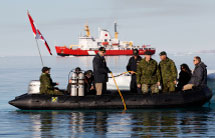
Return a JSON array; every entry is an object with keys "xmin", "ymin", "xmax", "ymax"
[{"xmin": 85, "ymin": 24, "xmax": 90, "ymax": 37}]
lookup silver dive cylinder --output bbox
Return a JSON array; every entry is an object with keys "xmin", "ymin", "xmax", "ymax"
[
  {"xmin": 28, "ymin": 80, "xmax": 40, "ymax": 94},
  {"xmin": 70, "ymin": 72, "xmax": 78, "ymax": 96},
  {"xmin": 78, "ymin": 72, "xmax": 85, "ymax": 96}
]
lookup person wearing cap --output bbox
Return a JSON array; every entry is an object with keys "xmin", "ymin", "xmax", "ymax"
[
  {"xmin": 136, "ymin": 51, "xmax": 161, "ymax": 94},
  {"xmin": 126, "ymin": 49, "xmax": 142, "ymax": 93},
  {"xmin": 84, "ymin": 70, "xmax": 95, "ymax": 95},
  {"xmin": 39, "ymin": 67, "xmax": 63, "ymax": 95},
  {"xmin": 159, "ymin": 51, "xmax": 177, "ymax": 92},
  {"xmin": 93, "ymin": 47, "xmax": 111, "ymax": 95}
]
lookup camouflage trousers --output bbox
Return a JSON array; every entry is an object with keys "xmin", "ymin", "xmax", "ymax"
[
  {"xmin": 41, "ymin": 89, "xmax": 63, "ymax": 95},
  {"xmin": 141, "ymin": 84, "xmax": 159, "ymax": 94},
  {"xmin": 162, "ymin": 82, "xmax": 175, "ymax": 92}
]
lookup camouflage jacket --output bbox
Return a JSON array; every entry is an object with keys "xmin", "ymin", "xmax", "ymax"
[
  {"xmin": 136, "ymin": 58, "xmax": 161, "ymax": 85},
  {"xmin": 39, "ymin": 73, "xmax": 57, "ymax": 94},
  {"xmin": 159, "ymin": 57, "xmax": 177, "ymax": 83}
]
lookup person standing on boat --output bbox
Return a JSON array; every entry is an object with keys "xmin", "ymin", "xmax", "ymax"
[
  {"xmin": 159, "ymin": 51, "xmax": 177, "ymax": 92},
  {"xmin": 93, "ymin": 47, "xmax": 111, "ymax": 95},
  {"xmin": 126, "ymin": 49, "xmax": 142, "ymax": 93},
  {"xmin": 183, "ymin": 56, "xmax": 207, "ymax": 90},
  {"xmin": 136, "ymin": 51, "xmax": 161, "ymax": 94},
  {"xmin": 39, "ymin": 67, "xmax": 63, "ymax": 95}
]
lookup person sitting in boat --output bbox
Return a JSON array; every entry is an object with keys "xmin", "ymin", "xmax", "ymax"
[
  {"xmin": 39, "ymin": 67, "xmax": 63, "ymax": 95},
  {"xmin": 136, "ymin": 51, "xmax": 161, "ymax": 94},
  {"xmin": 159, "ymin": 51, "xmax": 177, "ymax": 92},
  {"xmin": 177, "ymin": 64, "xmax": 192, "ymax": 91},
  {"xmin": 183, "ymin": 56, "xmax": 207, "ymax": 90},
  {"xmin": 126, "ymin": 49, "xmax": 142, "ymax": 93},
  {"xmin": 84, "ymin": 70, "xmax": 96, "ymax": 95}
]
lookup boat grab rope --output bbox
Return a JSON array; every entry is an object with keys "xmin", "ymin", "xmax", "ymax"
[
  {"xmin": 108, "ymin": 71, "xmax": 136, "ymax": 78},
  {"xmin": 110, "ymin": 72, "xmax": 127, "ymax": 111}
]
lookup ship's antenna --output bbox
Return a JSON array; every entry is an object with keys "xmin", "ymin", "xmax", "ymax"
[{"xmin": 114, "ymin": 21, "xmax": 118, "ymax": 39}]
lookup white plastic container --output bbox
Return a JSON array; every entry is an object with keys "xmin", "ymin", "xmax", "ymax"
[{"xmin": 28, "ymin": 80, "xmax": 40, "ymax": 94}]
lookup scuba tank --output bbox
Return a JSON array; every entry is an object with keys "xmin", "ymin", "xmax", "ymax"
[
  {"xmin": 70, "ymin": 71, "xmax": 78, "ymax": 96},
  {"xmin": 78, "ymin": 72, "xmax": 85, "ymax": 96},
  {"xmin": 69, "ymin": 67, "xmax": 85, "ymax": 96}
]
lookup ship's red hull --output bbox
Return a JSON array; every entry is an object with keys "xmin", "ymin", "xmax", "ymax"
[{"xmin": 55, "ymin": 46, "xmax": 156, "ymax": 56}]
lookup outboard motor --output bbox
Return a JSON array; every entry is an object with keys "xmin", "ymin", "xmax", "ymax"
[
  {"xmin": 28, "ymin": 80, "xmax": 40, "ymax": 94},
  {"xmin": 78, "ymin": 72, "xmax": 84, "ymax": 96}
]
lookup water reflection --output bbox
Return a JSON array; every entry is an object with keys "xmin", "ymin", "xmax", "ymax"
[{"xmin": 12, "ymin": 108, "xmax": 215, "ymax": 137}]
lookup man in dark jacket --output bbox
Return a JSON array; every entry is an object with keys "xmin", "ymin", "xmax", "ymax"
[
  {"xmin": 126, "ymin": 49, "xmax": 142, "ymax": 93},
  {"xmin": 40, "ymin": 67, "xmax": 63, "ymax": 95},
  {"xmin": 93, "ymin": 47, "xmax": 111, "ymax": 95},
  {"xmin": 183, "ymin": 56, "xmax": 207, "ymax": 90}
]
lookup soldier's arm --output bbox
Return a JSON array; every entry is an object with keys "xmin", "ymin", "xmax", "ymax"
[
  {"xmin": 136, "ymin": 61, "xmax": 142, "ymax": 84},
  {"xmin": 42, "ymin": 76, "xmax": 53, "ymax": 89},
  {"xmin": 156, "ymin": 64, "xmax": 161, "ymax": 83},
  {"xmin": 171, "ymin": 61, "xmax": 178, "ymax": 81}
]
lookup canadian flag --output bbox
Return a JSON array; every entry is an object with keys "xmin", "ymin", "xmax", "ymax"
[{"xmin": 27, "ymin": 11, "xmax": 52, "ymax": 55}]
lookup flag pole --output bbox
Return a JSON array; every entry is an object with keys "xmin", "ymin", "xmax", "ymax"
[{"xmin": 35, "ymin": 39, "xmax": 44, "ymax": 67}]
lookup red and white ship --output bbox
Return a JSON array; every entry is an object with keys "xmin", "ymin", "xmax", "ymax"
[{"xmin": 55, "ymin": 23, "xmax": 155, "ymax": 56}]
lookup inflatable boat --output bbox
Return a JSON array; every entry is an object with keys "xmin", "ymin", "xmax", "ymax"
[{"xmin": 9, "ymin": 86, "xmax": 212, "ymax": 110}]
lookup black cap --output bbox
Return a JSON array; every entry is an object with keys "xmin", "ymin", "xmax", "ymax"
[
  {"xmin": 144, "ymin": 51, "xmax": 152, "ymax": 55},
  {"xmin": 159, "ymin": 51, "xmax": 167, "ymax": 56},
  {"xmin": 75, "ymin": 67, "xmax": 81, "ymax": 72},
  {"xmin": 99, "ymin": 47, "xmax": 106, "ymax": 52},
  {"xmin": 85, "ymin": 70, "xmax": 93, "ymax": 76},
  {"xmin": 133, "ymin": 49, "xmax": 139, "ymax": 56},
  {"xmin": 42, "ymin": 66, "xmax": 51, "ymax": 73}
]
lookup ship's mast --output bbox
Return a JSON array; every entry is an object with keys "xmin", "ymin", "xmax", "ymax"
[
  {"xmin": 85, "ymin": 23, "xmax": 90, "ymax": 37},
  {"xmin": 114, "ymin": 22, "xmax": 118, "ymax": 39}
]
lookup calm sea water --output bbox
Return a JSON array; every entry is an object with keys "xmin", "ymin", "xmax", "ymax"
[{"xmin": 0, "ymin": 54, "xmax": 215, "ymax": 137}]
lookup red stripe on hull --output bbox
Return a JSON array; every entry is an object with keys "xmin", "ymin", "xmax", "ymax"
[{"xmin": 55, "ymin": 46, "xmax": 155, "ymax": 56}]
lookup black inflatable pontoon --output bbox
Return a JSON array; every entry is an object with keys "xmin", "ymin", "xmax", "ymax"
[{"xmin": 9, "ymin": 86, "xmax": 212, "ymax": 110}]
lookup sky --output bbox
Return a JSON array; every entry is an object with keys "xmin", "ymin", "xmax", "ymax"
[{"xmin": 0, "ymin": 0, "xmax": 215, "ymax": 56}]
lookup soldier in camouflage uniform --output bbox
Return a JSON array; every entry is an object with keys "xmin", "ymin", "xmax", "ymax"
[
  {"xmin": 136, "ymin": 51, "xmax": 161, "ymax": 94},
  {"xmin": 39, "ymin": 67, "xmax": 63, "ymax": 95},
  {"xmin": 159, "ymin": 51, "xmax": 177, "ymax": 92}
]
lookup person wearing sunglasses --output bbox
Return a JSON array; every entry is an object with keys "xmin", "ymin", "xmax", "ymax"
[
  {"xmin": 93, "ymin": 47, "xmax": 111, "ymax": 95},
  {"xmin": 183, "ymin": 56, "xmax": 207, "ymax": 90}
]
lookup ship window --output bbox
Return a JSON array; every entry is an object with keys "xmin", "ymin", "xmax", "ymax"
[{"xmin": 104, "ymin": 39, "xmax": 107, "ymax": 42}]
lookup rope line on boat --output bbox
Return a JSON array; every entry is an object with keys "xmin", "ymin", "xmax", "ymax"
[
  {"xmin": 110, "ymin": 72, "xmax": 127, "ymax": 111},
  {"xmin": 108, "ymin": 71, "xmax": 136, "ymax": 78}
]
